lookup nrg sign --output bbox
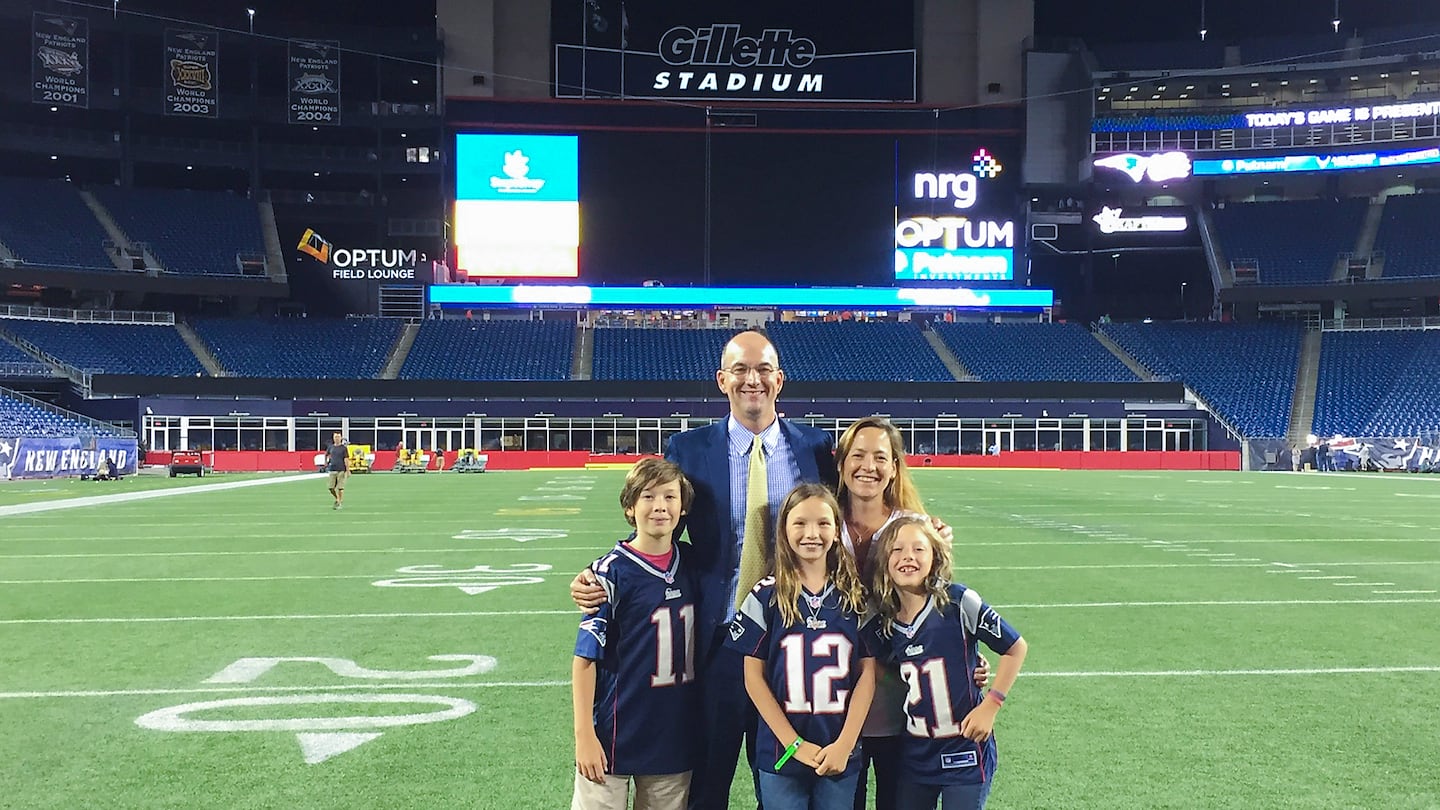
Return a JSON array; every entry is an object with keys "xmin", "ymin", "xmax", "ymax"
[{"xmin": 895, "ymin": 148, "xmax": 1014, "ymax": 281}]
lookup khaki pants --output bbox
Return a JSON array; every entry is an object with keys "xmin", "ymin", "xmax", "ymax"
[{"xmin": 571, "ymin": 769, "xmax": 689, "ymax": 810}]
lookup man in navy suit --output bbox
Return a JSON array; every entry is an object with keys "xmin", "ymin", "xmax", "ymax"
[{"xmin": 574, "ymin": 330, "xmax": 835, "ymax": 809}]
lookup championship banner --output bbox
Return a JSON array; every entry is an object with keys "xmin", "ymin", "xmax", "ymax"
[
  {"xmin": 32, "ymin": 12, "xmax": 89, "ymax": 109},
  {"xmin": 287, "ymin": 40, "xmax": 341, "ymax": 125},
  {"xmin": 164, "ymin": 29, "xmax": 219, "ymax": 118},
  {"xmin": 0, "ymin": 436, "xmax": 138, "ymax": 480}
]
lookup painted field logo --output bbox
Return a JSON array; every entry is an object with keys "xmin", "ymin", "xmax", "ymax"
[{"xmin": 136, "ymin": 654, "xmax": 492, "ymax": 764}]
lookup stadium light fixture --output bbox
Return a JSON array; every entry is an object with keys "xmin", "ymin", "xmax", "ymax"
[{"xmin": 246, "ymin": 7, "xmax": 255, "ymax": 33}]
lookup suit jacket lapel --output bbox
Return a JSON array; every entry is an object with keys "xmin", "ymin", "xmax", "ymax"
[
  {"xmin": 706, "ymin": 420, "xmax": 732, "ymax": 546},
  {"xmin": 780, "ymin": 419, "xmax": 821, "ymax": 483}
]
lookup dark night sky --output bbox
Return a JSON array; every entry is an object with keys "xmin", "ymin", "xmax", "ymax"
[
  {"xmin": 51, "ymin": 1, "xmax": 1440, "ymax": 46},
  {"xmin": 1034, "ymin": 0, "xmax": 1440, "ymax": 44}
]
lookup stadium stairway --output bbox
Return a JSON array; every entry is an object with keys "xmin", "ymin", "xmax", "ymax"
[
  {"xmin": 175, "ymin": 322, "xmax": 226, "ymax": 377},
  {"xmin": 1285, "ymin": 329, "xmax": 1321, "ymax": 443},
  {"xmin": 257, "ymin": 197, "xmax": 290, "ymax": 281},
  {"xmin": 921, "ymin": 326, "xmax": 970, "ymax": 380},
  {"xmin": 1197, "ymin": 205, "xmax": 1234, "ymax": 289},
  {"xmin": 1092, "ymin": 327, "xmax": 1152, "ymax": 380},
  {"xmin": 380, "ymin": 323, "xmax": 420, "ymax": 380},
  {"xmin": 1352, "ymin": 198, "xmax": 1386, "ymax": 280},
  {"xmin": 78, "ymin": 190, "xmax": 157, "ymax": 273},
  {"xmin": 572, "ymin": 327, "xmax": 593, "ymax": 380}
]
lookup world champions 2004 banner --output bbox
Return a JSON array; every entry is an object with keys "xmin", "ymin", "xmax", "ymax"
[
  {"xmin": 552, "ymin": 0, "xmax": 915, "ymax": 101},
  {"xmin": 0, "ymin": 437, "xmax": 138, "ymax": 481},
  {"xmin": 288, "ymin": 40, "xmax": 341, "ymax": 125}
]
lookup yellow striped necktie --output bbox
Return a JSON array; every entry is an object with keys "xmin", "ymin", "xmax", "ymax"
[{"xmin": 735, "ymin": 434, "xmax": 769, "ymax": 609}]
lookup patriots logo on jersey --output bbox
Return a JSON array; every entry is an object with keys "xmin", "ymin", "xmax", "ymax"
[
  {"xmin": 905, "ymin": 644, "xmax": 925, "ymax": 657},
  {"xmin": 665, "ymin": 587, "xmax": 683, "ymax": 600},
  {"xmin": 977, "ymin": 608, "xmax": 1002, "ymax": 640},
  {"xmin": 579, "ymin": 616, "xmax": 606, "ymax": 647},
  {"xmin": 729, "ymin": 618, "xmax": 745, "ymax": 641}
]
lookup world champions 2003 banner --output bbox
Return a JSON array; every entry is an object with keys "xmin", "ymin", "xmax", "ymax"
[
  {"xmin": 165, "ymin": 29, "xmax": 220, "ymax": 118},
  {"xmin": 553, "ymin": 0, "xmax": 915, "ymax": 101},
  {"xmin": 0, "ymin": 437, "xmax": 138, "ymax": 481}
]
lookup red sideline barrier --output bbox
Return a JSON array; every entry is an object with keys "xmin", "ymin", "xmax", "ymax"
[{"xmin": 157, "ymin": 450, "xmax": 1239, "ymax": 473}]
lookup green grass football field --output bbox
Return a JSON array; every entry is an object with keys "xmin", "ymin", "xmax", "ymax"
[{"xmin": 1, "ymin": 468, "xmax": 1437, "ymax": 809}]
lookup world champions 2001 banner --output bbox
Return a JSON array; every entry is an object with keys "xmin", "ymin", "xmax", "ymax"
[
  {"xmin": 0, "ymin": 437, "xmax": 138, "ymax": 481},
  {"xmin": 32, "ymin": 12, "xmax": 88, "ymax": 109}
]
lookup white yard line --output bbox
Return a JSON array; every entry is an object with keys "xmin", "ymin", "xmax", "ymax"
[
  {"xmin": 4, "ymin": 665, "xmax": 1439, "ymax": 700},
  {"xmin": 0, "ymin": 474, "xmax": 324, "ymax": 518},
  {"xmin": 4, "ymin": 597, "xmax": 1439, "ymax": 625}
]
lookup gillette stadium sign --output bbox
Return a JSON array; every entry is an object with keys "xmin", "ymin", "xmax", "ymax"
[{"xmin": 555, "ymin": 21, "xmax": 915, "ymax": 101}]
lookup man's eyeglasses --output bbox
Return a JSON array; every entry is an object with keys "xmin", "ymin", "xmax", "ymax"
[{"xmin": 724, "ymin": 365, "xmax": 778, "ymax": 379}]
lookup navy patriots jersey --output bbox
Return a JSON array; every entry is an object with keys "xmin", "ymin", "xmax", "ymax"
[
  {"xmin": 574, "ymin": 539, "xmax": 699, "ymax": 775},
  {"xmin": 725, "ymin": 577, "xmax": 871, "ymax": 779},
  {"xmin": 861, "ymin": 583, "xmax": 1021, "ymax": 786}
]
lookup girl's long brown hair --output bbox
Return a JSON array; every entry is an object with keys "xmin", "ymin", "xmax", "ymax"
[
  {"xmin": 867, "ymin": 515, "xmax": 952, "ymax": 638},
  {"xmin": 771, "ymin": 483, "xmax": 866, "ymax": 628}
]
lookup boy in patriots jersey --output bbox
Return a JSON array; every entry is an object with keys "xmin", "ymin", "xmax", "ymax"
[
  {"xmin": 572, "ymin": 458, "xmax": 700, "ymax": 810},
  {"xmin": 862, "ymin": 516, "xmax": 1028, "ymax": 810},
  {"xmin": 726, "ymin": 483, "xmax": 877, "ymax": 810}
]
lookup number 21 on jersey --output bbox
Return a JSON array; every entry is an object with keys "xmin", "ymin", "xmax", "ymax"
[{"xmin": 899, "ymin": 657, "xmax": 964, "ymax": 737}]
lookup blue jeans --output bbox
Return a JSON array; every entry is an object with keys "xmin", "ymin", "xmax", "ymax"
[
  {"xmin": 896, "ymin": 779, "xmax": 992, "ymax": 810},
  {"xmin": 757, "ymin": 769, "xmax": 860, "ymax": 810}
]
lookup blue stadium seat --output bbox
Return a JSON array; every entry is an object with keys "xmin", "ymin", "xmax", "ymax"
[
  {"xmin": 0, "ymin": 177, "xmax": 114, "ymax": 271},
  {"xmin": 192, "ymin": 317, "xmax": 403, "ymax": 379},
  {"xmin": 0, "ymin": 318, "xmax": 204, "ymax": 376},
  {"xmin": 0, "ymin": 391, "xmax": 121, "ymax": 437},
  {"xmin": 400, "ymin": 320, "xmax": 575, "ymax": 381},
  {"xmin": 1100, "ymin": 321, "xmax": 1303, "ymax": 437},
  {"xmin": 1373, "ymin": 195, "xmax": 1440, "ymax": 279},
  {"xmin": 1212, "ymin": 199, "xmax": 1367, "ymax": 285},
  {"xmin": 91, "ymin": 187, "xmax": 266, "ymax": 277},
  {"xmin": 592, "ymin": 327, "xmax": 731, "ymax": 381},
  {"xmin": 767, "ymin": 322, "xmax": 953, "ymax": 382},
  {"xmin": 1313, "ymin": 330, "xmax": 1440, "ymax": 436},
  {"xmin": 933, "ymin": 322, "xmax": 1137, "ymax": 383}
]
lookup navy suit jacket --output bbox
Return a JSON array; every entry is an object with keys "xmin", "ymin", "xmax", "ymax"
[{"xmin": 665, "ymin": 418, "xmax": 837, "ymax": 640}]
